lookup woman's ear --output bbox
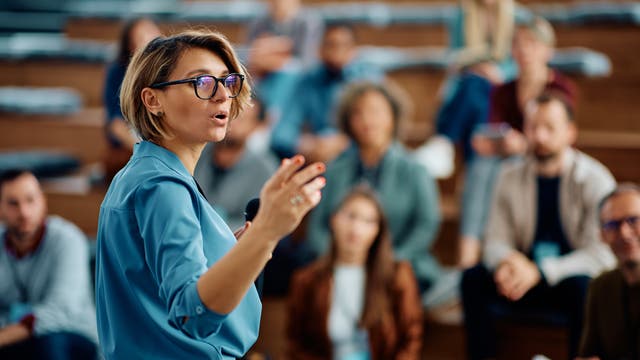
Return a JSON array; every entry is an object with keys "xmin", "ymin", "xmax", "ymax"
[{"xmin": 141, "ymin": 87, "xmax": 163, "ymax": 116}]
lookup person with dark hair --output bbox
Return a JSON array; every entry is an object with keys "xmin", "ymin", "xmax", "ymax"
[
  {"xmin": 577, "ymin": 183, "xmax": 640, "ymax": 360},
  {"xmin": 461, "ymin": 92, "xmax": 616, "ymax": 360},
  {"xmin": 102, "ymin": 17, "xmax": 162, "ymax": 181},
  {"xmin": 306, "ymin": 81, "xmax": 441, "ymax": 293},
  {"xmin": 458, "ymin": 17, "xmax": 578, "ymax": 268},
  {"xmin": 288, "ymin": 185, "xmax": 423, "ymax": 359},
  {"xmin": 194, "ymin": 97, "xmax": 278, "ymax": 230},
  {"xmin": 95, "ymin": 30, "xmax": 326, "ymax": 359},
  {"xmin": 0, "ymin": 170, "xmax": 97, "ymax": 359},
  {"xmin": 270, "ymin": 22, "xmax": 384, "ymax": 162},
  {"xmin": 246, "ymin": 0, "xmax": 324, "ymax": 131}
]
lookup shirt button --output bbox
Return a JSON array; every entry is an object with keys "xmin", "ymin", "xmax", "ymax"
[{"xmin": 196, "ymin": 306, "xmax": 204, "ymax": 315}]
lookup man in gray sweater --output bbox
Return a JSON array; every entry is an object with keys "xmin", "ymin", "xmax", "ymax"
[
  {"xmin": 0, "ymin": 169, "xmax": 97, "ymax": 359},
  {"xmin": 461, "ymin": 92, "xmax": 616, "ymax": 360}
]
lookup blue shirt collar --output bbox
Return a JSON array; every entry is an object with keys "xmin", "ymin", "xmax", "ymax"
[{"xmin": 132, "ymin": 141, "xmax": 192, "ymax": 178}]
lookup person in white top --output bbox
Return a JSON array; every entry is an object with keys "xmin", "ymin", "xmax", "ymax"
[{"xmin": 287, "ymin": 184, "xmax": 423, "ymax": 360}]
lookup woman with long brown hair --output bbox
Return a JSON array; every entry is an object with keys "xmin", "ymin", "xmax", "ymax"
[{"xmin": 288, "ymin": 185, "xmax": 423, "ymax": 360}]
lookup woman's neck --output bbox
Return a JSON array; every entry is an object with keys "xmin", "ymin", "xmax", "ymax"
[
  {"xmin": 155, "ymin": 139, "xmax": 205, "ymax": 175},
  {"xmin": 519, "ymin": 65, "xmax": 550, "ymax": 86},
  {"xmin": 358, "ymin": 142, "xmax": 389, "ymax": 168},
  {"xmin": 336, "ymin": 252, "xmax": 367, "ymax": 267},
  {"xmin": 517, "ymin": 66, "xmax": 551, "ymax": 108}
]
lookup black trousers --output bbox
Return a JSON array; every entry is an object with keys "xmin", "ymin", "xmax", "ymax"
[
  {"xmin": 0, "ymin": 331, "xmax": 97, "ymax": 360},
  {"xmin": 461, "ymin": 264, "xmax": 590, "ymax": 360}
]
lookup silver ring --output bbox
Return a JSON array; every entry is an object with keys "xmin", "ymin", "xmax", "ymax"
[{"xmin": 289, "ymin": 195, "xmax": 304, "ymax": 206}]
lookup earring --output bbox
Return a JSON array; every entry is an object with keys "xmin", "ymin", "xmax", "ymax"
[{"xmin": 156, "ymin": 111, "xmax": 164, "ymax": 117}]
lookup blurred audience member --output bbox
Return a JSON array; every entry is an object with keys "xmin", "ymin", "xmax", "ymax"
[
  {"xmin": 270, "ymin": 23, "xmax": 383, "ymax": 162},
  {"xmin": 577, "ymin": 184, "xmax": 640, "ymax": 360},
  {"xmin": 103, "ymin": 17, "xmax": 162, "ymax": 181},
  {"xmin": 307, "ymin": 81, "xmax": 442, "ymax": 293},
  {"xmin": 194, "ymin": 98, "xmax": 278, "ymax": 230},
  {"xmin": 288, "ymin": 185, "xmax": 423, "ymax": 360},
  {"xmin": 458, "ymin": 17, "xmax": 577, "ymax": 267},
  {"xmin": 435, "ymin": 0, "xmax": 516, "ymax": 162},
  {"xmin": 461, "ymin": 93, "xmax": 616, "ymax": 360},
  {"xmin": 246, "ymin": 0, "xmax": 324, "ymax": 122},
  {"xmin": 0, "ymin": 170, "xmax": 97, "ymax": 359}
]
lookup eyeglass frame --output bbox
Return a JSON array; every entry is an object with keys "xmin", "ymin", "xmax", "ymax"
[
  {"xmin": 149, "ymin": 73, "xmax": 245, "ymax": 100},
  {"xmin": 601, "ymin": 215, "xmax": 640, "ymax": 235}
]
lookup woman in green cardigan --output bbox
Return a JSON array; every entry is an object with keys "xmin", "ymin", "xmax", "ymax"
[{"xmin": 306, "ymin": 81, "xmax": 442, "ymax": 292}]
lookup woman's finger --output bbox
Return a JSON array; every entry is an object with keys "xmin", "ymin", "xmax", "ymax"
[
  {"xmin": 295, "ymin": 177, "xmax": 326, "ymax": 209},
  {"xmin": 288, "ymin": 162, "xmax": 326, "ymax": 187},
  {"xmin": 264, "ymin": 155, "xmax": 306, "ymax": 191}
]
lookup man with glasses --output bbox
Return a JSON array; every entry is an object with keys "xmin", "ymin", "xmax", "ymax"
[
  {"xmin": 577, "ymin": 183, "xmax": 640, "ymax": 360},
  {"xmin": 461, "ymin": 91, "xmax": 616, "ymax": 360}
]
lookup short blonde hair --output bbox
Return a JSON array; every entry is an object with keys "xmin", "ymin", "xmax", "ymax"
[
  {"xmin": 120, "ymin": 30, "xmax": 252, "ymax": 142},
  {"xmin": 521, "ymin": 16, "xmax": 556, "ymax": 47}
]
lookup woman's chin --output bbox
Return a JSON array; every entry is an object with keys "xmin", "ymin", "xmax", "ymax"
[{"xmin": 208, "ymin": 128, "xmax": 229, "ymax": 143}]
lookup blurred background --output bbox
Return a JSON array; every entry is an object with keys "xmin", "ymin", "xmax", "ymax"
[{"xmin": 0, "ymin": 0, "xmax": 638, "ymax": 358}]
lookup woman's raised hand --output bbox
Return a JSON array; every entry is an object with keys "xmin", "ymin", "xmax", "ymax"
[{"xmin": 251, "ymin": 155, "xmax": 326, "ymax": 241}]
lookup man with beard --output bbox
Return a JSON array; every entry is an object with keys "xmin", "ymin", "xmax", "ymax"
[
  {"xmin": 0, "ymin": 170, "xmax": 97, "ymax": 359},
  {"xmin": 577, "ymin": 183, "xmax": 640, "ymax": 360},
  {"xmin": 460, "ymin": 92, "xmax": 616, "ymax": 360}
]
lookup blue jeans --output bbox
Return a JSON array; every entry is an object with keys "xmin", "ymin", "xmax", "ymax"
[
  {"xmin": 435, "ymin": 73, "xmax": 492, "ymax": 161},
  {"xmin": 461, "ymin": 264, "xmax": 590, "ymax": 360},
  {"xmin": 0, "ymin": 331, "xmax": 97, "ymax": 360},
  {"xmin": 460, "ymin": 155, "xmax": 505, "ymax": 239}
]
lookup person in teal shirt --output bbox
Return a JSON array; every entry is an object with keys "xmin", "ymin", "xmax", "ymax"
[
  {"xmin": 306, "ymin": 82, "xmax": 442, "ymax": 292},
  {"xmin": 95, "ymin": 30, "xmax": 326, "ymax": 359}
]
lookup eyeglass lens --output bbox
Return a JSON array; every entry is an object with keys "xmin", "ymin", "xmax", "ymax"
[
  {"xmin": 195, "ymin": 74, "xmax": 242, "ymax": 99},
  {"xmin": 602, "ymin": 216, "xmax": 640, "ymax": 233}
]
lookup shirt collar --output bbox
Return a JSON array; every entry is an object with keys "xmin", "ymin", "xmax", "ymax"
[
  {"xmin": 3, "ymin": 221, "xmax": 47, "ymax": 259},
  {"xmin": 132, "ymin": 141, "xmax": 192, "ymax": 178}
]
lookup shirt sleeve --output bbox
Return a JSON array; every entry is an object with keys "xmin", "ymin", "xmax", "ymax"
[
  {"xmin": 31, "ymin": 222, "xmax": 91, "ymax": 336},
  {"xmin": 483, "ymin": 167, "xmax": 518, "ymax": 269},
  {"xmin": 394, "ymin": 163, "xmax": 442, "ymax": 285},
  {"xmin": 135, "ymin": 178, "xmax": 228, "ymax": 340},
  {"xmin": 577, "ymin": 280, "xmax": 601, "ymax": 357}
]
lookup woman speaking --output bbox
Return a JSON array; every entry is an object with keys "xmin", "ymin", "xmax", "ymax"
[{"xmin": 94, "ymin": 30, "xmax": 326, "ymax": 359}]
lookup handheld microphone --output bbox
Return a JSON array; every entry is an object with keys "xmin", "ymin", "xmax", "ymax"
[
  {"xmin": 244, "ymin": 198, "xmax": 260, "ymax": 222},
  {"xmin": 244, "ymin": 198, "xmax": 264, "ymax": 298}
]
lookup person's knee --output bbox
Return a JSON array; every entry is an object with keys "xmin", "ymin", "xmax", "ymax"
[
  {"xmin": 561, "ymin": 275, "xmax": 591, "ymax": 296},
  {"xmin": 461, "ymin": 264, "xmax": 492, "ymax": 298}
]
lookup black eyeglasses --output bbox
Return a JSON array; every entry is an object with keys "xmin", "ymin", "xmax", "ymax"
[
  {"xmin": 150, "ymin": 73, "xmax": 244, "ymax": 100},
  {"xmin": 602, "ymin": 216, "xmax": 640, "ymax": 234}
]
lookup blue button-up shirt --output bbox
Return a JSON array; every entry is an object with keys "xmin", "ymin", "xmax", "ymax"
[{"xmin": 95, "ymin": 141, "xmax": 261, "ymax": 359}]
